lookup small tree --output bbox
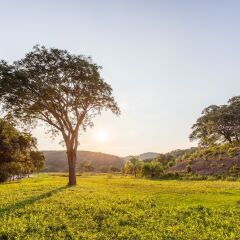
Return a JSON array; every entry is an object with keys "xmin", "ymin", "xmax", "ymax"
[
  {"xmin": 124, "ymin": 156, "xmax": 140, "ymax": 177},
  {"xmin": 0, "ymin": 46, "xmax": 120, "ymax": 185},
  {"xmin": 141, "ymin": 161, "xmax": 163, "ymax": 178},
  {"xmin": 186, "ymin": 164, "xmax": 192, "ymax": 173}
]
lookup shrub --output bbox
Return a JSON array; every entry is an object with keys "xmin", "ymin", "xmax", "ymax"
[
  {"xmin": 207, "ymin": 176, "xmax": 217, "ymax": 181},
  {"xmin": 167, "ymin": 161, "xmax": 174, "ymax": 168},
  {"xmin": 225, "ymin": 176, "xmax": 237, "ymax": 181},
  {"xmin": 141, "ymin": 162, "xmax": 163, "ymax": 178},
  {"xmin": 186, "ymin": 164, "xmax": 192, "ymax": 173},
  {"xmin": 229, "ymin": 165, "xmax": 240, "ymax": 177},
  {"xmin": 227, "ymin": 147, "xmax": 240, "ymax": 157},
  {"xmin": 0, "ymin": 171, "xmax": 9, "ymax": 183}
]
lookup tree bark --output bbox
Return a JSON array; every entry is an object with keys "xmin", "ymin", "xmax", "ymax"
[{"xmin": 67, "ymin": 149, "xmax": 77, "ymax": 186}]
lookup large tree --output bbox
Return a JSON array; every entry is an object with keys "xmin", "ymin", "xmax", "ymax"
[
  {"xmin": 190, "ymin": 96, "xmax": 240, "ymax": 146},
  {"xmin": 0, "ymin": 45, "xmax": 120, "ymax": 185}
]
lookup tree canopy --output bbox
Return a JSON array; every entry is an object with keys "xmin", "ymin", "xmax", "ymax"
[
  {"xmin": 190, "ymin": 96, "xmax": 240, "ymax": 146},
  {"xmin": 124, "ymin": 156, "xmax": 140, "ymax": 177}
]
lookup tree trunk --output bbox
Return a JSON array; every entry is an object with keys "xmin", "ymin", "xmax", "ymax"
[{"xmin": 67, "ymin": 149, "xmax": 77, "ymax": 186}]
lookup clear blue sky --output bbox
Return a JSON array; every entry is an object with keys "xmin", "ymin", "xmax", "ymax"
[{"xmin": 1, "ymin": 0, "xmax": 240, "ymax": 156}]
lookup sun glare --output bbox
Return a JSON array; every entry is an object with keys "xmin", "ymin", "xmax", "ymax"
[{"xmin": 95, "ymin": 129, "xmax": 109, "ymax": 142}]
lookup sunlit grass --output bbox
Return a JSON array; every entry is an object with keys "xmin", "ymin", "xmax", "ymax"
[{"xmin": 1, "ymin": 174, "xmax": 240, "ymax": 239}]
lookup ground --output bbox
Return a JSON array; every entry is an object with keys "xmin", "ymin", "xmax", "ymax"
[{"xmin": 1, "ymin": 174, "xmax": 240, "ymax": 240}]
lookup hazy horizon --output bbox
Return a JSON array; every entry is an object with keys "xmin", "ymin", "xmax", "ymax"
[{"xmin": 1, "ymin": 0, "xmax": 240, "ymax": 155}]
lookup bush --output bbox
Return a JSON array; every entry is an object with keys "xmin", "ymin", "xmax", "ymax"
[
  {"xmin": 229, "ymin": 165, "xmax": 240, "ymax": 177},
  {"xmin": 206, "ymin": 176, "xmax": 217, "ymax": 181},
  {"xmin": 158, "ymin": 172, "xmax": 180, "ymax": 180},
  {"xmin": 141, "ymin": 162, "xmax": 163, "ymax": 178},
  {"xmin": 167, "ymin": 161, "xmax": 174, "ymax": 168},
  {"xmin": 186, "ymin": 164, "xmax": 192, "ymax": 173},
  {"xmin": 181, "ymin": 174, "xmax": 206, "ymax": 181},
  {"xmin": 227, "ymin": 147, "xmax": 240, "ymax": 157},
  {"xmin": 225, "ymin": 176, "xmax": 237, "ymax": 181},
  {"xmin": 0, "ymin": 171, "xmax": 9, "ymax": 183}
]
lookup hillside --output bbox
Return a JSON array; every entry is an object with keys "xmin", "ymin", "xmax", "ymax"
[
  {"xmin": 123, "ymin": 152, "xmax": 160, "ymax": 161},
  {"xmin": 167, "ymin": 144, "xmax": 240, "ymax": 176},
  {"xmin": 168, "ymin": 157, "xmax": 240, "ymax": 176},
  {"xmin": 123, "ymin": 148, "xmax": 198, "ymax": 162},
  {"xmin": 43, "ymin": 151, "xmax": 124, "ymax": 172}
]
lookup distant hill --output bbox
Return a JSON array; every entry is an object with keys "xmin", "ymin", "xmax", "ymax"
[
  {"xmin": 43, "ymin": 151, "xmax": 124, "ymax": 172},
  {"xmin": 167, "ymin": 147, "xmax": 198, "ymax": 159},
  {"xmin": 123, "ymin": 152, "xmax": 160, "ymax": 161},
  {"xmin": 123, "ymin": 148, "xmax": 198, "ymax": 162},
  {"xmin": 42, "ymin": 148, "xmax": 198, "ymax": 173},
  {"xmin": 138, "ymin": 152, "xmax": 160, "ymax": 160}
]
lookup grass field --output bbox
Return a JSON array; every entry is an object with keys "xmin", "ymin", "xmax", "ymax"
[{"xmin": 1, "ymin": 174, "xmax": 240, "ymax": 239}]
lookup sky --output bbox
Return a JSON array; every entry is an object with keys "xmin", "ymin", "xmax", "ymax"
[{"xmin": 1, "ymin": 0, "xmax": 240, "ymax": 156}]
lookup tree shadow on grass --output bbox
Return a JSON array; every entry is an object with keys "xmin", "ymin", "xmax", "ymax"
[{"xmin": 0, "ymin": 186, "xmax": 68, "ymax": 218}]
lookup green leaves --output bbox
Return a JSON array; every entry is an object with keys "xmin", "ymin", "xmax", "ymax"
[
  {"xmin": 0, "ymin": 118, "xmax": 44, "ymax": 182},
  {"xmin": 0, "ymin": 45, "xmax": 120, "ymax": 135}
]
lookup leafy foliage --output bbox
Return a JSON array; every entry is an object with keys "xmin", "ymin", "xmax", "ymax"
[
  {"xmin": 140, "ymin": 161, "xmax": 163, "ymax": 178},
  {"xmin": 124, "ymin": 157, "xmax": 164, "ymax": 178},
  {"xmin": 0, "ymin": 118, "xmax": 44, "ymax": 182},
  {"xmin": 190, "ymin": 96, "xmax": 240, "ymax": 146},
  {"xmin": 124, "ymin": 156, "xmax": 141, "ymax": 177}
]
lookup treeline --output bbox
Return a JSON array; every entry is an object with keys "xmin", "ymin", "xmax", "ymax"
[{"xmin": 0, "ymin": 118, "xmax": 44, "ymax": 182}]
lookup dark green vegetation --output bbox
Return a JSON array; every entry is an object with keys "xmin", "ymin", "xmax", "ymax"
[
  {"xmin": 1, "ymin": 174, "xmax": 240, "ymax": 240},
  {"xmin": 0, "ymin": 118, "xmax": 44, "ymax": 182},
  {"xmin": 123, "ymin": 151, "xmax": 198, "ymax": 179},
  {"xmin": 0, "ymin": 46, "xmax": 120, "ymax": 185}
]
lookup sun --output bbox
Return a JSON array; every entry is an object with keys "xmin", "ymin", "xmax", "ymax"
[{"xmin": 95, "ymin": 129, "xmax": 109, "ymax": 142}]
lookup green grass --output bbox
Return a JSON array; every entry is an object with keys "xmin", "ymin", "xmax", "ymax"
[{"xmin": 1, "ymin": 174, "xmax": 240, "ymax": 239}]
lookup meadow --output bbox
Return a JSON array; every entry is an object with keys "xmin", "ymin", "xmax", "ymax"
[{"xmin": 1, "ymin": 174, "xmax": 240, "ymax": 240}]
